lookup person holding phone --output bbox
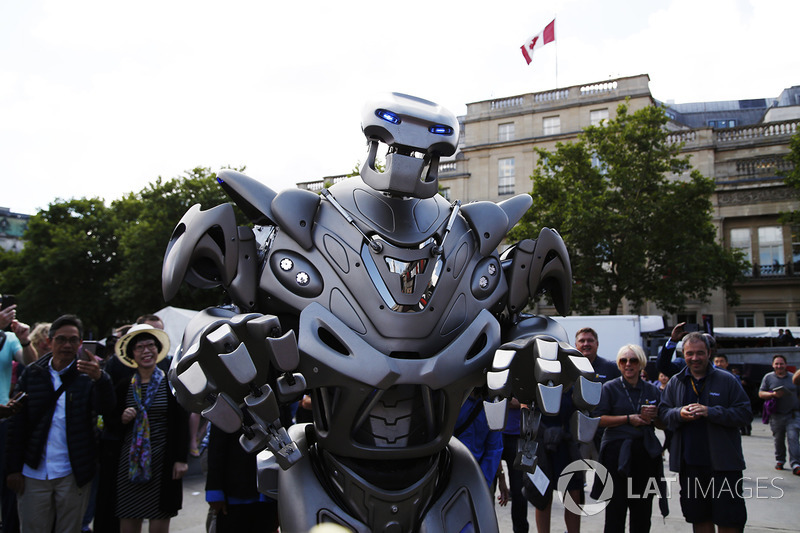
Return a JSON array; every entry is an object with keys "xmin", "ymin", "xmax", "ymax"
[
  {"xmin": 758, "ymin": 354, "xmax": 800, "ymax": 475},
  {"xmin": 594, "ymin": 344, "xmax": 666, "ymax": 532},
  {"xmin": 5, "ymin": 314, "xmax": 115, "ymax": 533}
]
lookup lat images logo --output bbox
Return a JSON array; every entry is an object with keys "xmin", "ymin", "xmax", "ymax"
[{"xmin": 557, "ymin": 459, "xmax": 613, "ymax": 516}]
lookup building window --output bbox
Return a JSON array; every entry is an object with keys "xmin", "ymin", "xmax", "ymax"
[
  {"xmin": 708, "ymin": 119, "xmax": 737, "ymax": 128},
  {"xmin": 498, "ymin": 122, "xmax": 515, "ymax": 142},
  {"xmin": 677, "ymin": 313, "xmax": 696, "ymax": 326},
  {"xmin": 730, "ymin": 228, "xmax": 752, "ymax": 275},
  {"xmin": 590, "ymin": 109, "xmax": 609, "ymax": 126},
  {"xmin": 792, "ymin": 224, "xmax": 800, "ymax": 274},
  {"xmin": 764, "ymin": 312, "xmax": 787, "ymax": 327},
  {"xmin": 735, "ymin": 313, "xmax": 755, "ymax": 327},
  {"xmin": 440, "ymin": 187, "xmax": 451, "ymax": 201},
  {"xmin": 543, "ymin": 116, "xmax": 561, "ymax": 136},
  {"xmin": 498, "ymin": 158, "xmax": 515, "ymax": 195},
  {"xmin": 758, "ymin": 226, "xmax": 784, "ymax": 275}
]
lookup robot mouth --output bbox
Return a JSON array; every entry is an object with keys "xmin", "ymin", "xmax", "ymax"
[{"xmin": 389, "ymin": 145, "xmax": 425, "ymax": 159}]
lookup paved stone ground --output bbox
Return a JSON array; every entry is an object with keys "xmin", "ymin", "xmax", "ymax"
[{"xmin": 166, "ymin": 415, "xmax": 798, "ymax": 532}]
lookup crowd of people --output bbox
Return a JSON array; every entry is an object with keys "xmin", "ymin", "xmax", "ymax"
[
  {"xmin": 491, "ymin": 325, "xmax": 800, "ymax": 533},
  {"xmin": 0, "ymin": 301, "xmax": 279, "ymax": 533},
  {"xmin": 2, "ymin": 294, "xmax": 799, "ymax": 533}
]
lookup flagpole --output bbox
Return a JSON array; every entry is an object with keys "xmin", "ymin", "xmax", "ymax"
[{"xmin": 554, "ymin": 15, "xmax": 558, "ymax": 88}]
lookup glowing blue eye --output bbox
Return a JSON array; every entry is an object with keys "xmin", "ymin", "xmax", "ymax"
[
  {"xmin": 429, "ymin": 125, "xmax": 453, "ymax": 135},
  {"xmin": 376, "ymin": 109, "xmax": 401, "ymax": 124}
]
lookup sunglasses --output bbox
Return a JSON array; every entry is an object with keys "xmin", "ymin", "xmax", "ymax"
[{"xmin": 619, "ymin": 357, "xmax": 640, "ymax": 365}]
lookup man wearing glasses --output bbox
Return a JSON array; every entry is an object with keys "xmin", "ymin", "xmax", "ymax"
[{"xmin": 6, "ymin": 314, "xmax": 115, "ymax": 533}]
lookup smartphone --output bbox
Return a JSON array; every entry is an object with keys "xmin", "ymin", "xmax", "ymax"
[
  {"xmin": 0, "ymin": 294, "xmax": 15, "ymax": 310},
  {"xmin": 78, "ymin": 345, "xmax": 95, "ymax": 361},
  {"xmin": 1, "ymin": 295, "xmax": 14, "ymax": 331}
]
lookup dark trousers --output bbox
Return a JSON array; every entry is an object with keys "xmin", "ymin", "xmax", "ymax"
[
  {"xmin": 215, "ymin": 501, "xmax": 278, "ymax": 533},
  {"xmin": 603, "ymin": 469, "xmax": 654, "ymax": 533},
  {"xmin": 502, "ymin": 433, "xmax": 529, "ymax": 533},
  {"xmin": 93, "ymin": 439, "xmax": 121, "ymax": 533},
  {"xmin": 0, "ymin": 420, "xmax": 19, "ymax": 533}
]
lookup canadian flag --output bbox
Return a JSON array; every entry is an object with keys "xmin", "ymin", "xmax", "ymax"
[{"xmin": 520, "ymin": 19, "xmax": 555, "ymax": 65}]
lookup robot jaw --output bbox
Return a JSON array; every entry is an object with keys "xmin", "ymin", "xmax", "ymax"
[
  {"xmin": 361, "ymin": 139, "xmax": 441, "ymax": 198},
  {"xmin": 360, "ymin": 92, "xmax": 458, "ymax": 199}
]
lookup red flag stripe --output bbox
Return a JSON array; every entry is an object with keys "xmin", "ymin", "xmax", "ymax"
[
  {"xmin": 542, "ymin": 19, "xmax": 555, "ymax": 45},
  {"xmin": 520, "ymin": 18, "xmax": 555, "ymax": 66}
]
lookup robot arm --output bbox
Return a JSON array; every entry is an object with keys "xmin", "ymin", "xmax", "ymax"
[
  {"xmin": 483, "ymin": 327, "xmax": 602, "ymax": 473},
  {"xmin": 482, "ymin": 226, "xmax": 596, "ymax": 474},
  {"xmin": 168, "ymin": 308, "xmax": 306, "ymax": 469},
  {"xmin": 161, "ymin": 170, "xmax": 314, "ymax": 469}
]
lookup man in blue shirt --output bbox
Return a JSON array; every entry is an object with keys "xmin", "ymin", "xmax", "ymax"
[
  {"xmin": 574, "ymin": 327, "xmax": 620, "ymax": 384},
  {"xmin": 6, "ymin": 315, "xmax": 115, "ymax": 533},
  {"xmin": 454, "ymin": 390, "xmax": 503, "ymax": 488}
]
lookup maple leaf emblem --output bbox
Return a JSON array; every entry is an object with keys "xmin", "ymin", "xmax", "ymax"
[{"xmin": 528, "ymin": 36, "xmax": 539, "ymax": 50}]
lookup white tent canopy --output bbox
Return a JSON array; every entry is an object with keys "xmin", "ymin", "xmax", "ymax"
[{"xmin": 154, "ymin": 306, "xmax": 200, "ymax": 355}]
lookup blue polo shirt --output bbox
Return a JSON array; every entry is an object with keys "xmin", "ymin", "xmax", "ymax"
[{"xmin": 591, "ymin": 356, "xmax": 621, "ymax": 384}]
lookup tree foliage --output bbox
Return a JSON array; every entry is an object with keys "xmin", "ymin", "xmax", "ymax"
[
  {"xmin": 0, "ymin": 166, "xmax": 248, "ymax": 337},
  {"xmin": 509, "ymin": 102, "xmax": 746, "ymax": 315},
  {"xmin": 2, "ymin": 198, "xmax": 119, "ymax": 336}
]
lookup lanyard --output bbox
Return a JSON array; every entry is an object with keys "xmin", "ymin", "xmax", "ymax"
[
  {"xmin": 619, "ymin": 376, "xmax": 642, "ymax": 413},
  {"xmin": 690, "ymin": 376, "xmax": 705, "ymax": 400}
]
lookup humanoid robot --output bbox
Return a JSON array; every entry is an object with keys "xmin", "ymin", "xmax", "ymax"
[{"xmin": 162, "ymin": 92, "xmax": 601, "ymax": 532}]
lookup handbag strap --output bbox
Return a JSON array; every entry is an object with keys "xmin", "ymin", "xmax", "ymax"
[{"xmin": 454, "ymin": 401, "xmax": 484, "ymax": 438}]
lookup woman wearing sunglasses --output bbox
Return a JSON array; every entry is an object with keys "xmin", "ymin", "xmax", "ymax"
[{"xmin": 592, "ymin": 344, "xmax": 667, "ymax": 532}]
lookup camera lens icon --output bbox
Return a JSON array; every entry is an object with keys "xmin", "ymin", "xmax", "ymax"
[{"xmin": 557, "ymin": 459, "xmax": 613, "ymax": 516}]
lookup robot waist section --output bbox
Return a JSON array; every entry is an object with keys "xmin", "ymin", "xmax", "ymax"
[
  {"xmin": 295, "ymin": 302, "xmax": 501, "ymax": 459},
  {"xmin": 272, "ymin": 424, "xmax": 499, "ymax": 533}
]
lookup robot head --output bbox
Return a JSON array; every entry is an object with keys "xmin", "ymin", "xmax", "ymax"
[{"xmin": 361, "ymin": 92, "xmax": 459, "ymax": 198}]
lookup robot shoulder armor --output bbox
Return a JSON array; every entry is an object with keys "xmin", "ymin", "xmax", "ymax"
[
  {"xmin": 272, "ymin": 188, "xmax": 321, "ymax": 250},
  {"xmin": 460, "ymin": 194, "xmax": 532, "ymax": 255}
]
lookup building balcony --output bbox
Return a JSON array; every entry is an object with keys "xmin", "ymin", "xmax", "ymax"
[
  {"xmin": 738, "ymin": 262, "xmax": 800, "ymax": 280},
  {"xmin": 465, "ymin": 74, "xmax": 653, "ymax": 120},
  {"xmin": 666, "ymin": 119, "xmax": 799, "ymax": 152},
  {"xmin": 296, "ymin": 174, "xmax": 349, "ymax": 192}
]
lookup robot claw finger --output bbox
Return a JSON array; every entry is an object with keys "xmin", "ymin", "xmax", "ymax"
[{"xmin": 163, "ymin": 92, "xmax": 600, "ymax": 533}]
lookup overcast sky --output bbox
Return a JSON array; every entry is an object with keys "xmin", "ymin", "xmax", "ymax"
[{"xmin": 2, "ymin": 0, "xmax": 798, "ymax": 215}]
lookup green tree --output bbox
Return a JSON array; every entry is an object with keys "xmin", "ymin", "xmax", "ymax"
[
  {"xmin": 510, "ymin": 102, "xmax": 746, "ymax": 315},
  {"xmin": 0, "ymin": 167, "xmax": 251, "ymax": 336},
  {"xmin": 3, "ymin": 198, "xmax": 120, "ymax": 337}
]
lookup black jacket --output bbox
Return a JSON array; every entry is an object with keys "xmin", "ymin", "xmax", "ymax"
[
  {"xmin": 658, "ymin": 363, "xmax": 750, "ymax": 472},
  {"xmin": 103, "ymin": 375, "xmax": 190, "ymax": 515},
  {"xmin": 6, "ymin": 354, "xmax": 115, "ymax": 487}
]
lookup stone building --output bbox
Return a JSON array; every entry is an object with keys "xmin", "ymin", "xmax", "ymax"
[
  {"xmin": 298, "ymin": 74, "xmax": 800, "ymax": 328},
  {"xmin": 0, "ymin": 207, "xmax": 30, "ymax": 252}
]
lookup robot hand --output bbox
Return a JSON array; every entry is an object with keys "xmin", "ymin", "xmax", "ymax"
[
  {"xmin": 169, "ymin": 309, "xmax": 306, "ymax": 468},
  {"xmin": 483, "ymin": 334, "xmax": 602, "ymax": 473}
]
